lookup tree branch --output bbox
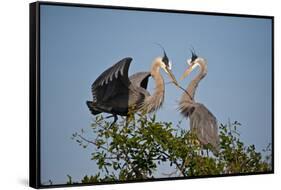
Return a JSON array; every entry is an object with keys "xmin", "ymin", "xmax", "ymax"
[{"xmin": 159, "ymin": 150, "xmax": 186, "ymax": 177}]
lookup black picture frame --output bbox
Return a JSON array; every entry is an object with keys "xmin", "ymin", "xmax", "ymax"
[{"xmin": 29, "ymin": 1, "xmax": 274, "ymax": 188}]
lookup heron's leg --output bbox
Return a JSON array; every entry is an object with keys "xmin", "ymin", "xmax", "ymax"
[
  {"xmin": 109, "ymin": 114, "xmax": 118, "ymax": 128},
  {"xmin": 125, "ymin": 116, "xmax": 131, "ymax": 126},
  {"xmin": 104, "ymin": 114, "xmax": 118, "ymax": 128},
  {"xmin": 113, "ymin": 114, "xmax": 118, "ymax": 123}
]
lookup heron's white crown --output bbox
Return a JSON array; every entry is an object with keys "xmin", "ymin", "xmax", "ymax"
[
  {"xmin": 187, "ymin": 59, "xmax": 192, "ymax": 65},
  {"xmin": 168, "ymin": 61, "xmax": 172, "ymax": 70}
]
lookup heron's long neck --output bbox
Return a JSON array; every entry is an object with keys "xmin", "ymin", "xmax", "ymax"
[
  {"xmin": 143, "ymin": 62, "xmax": 165, "ymax": 113},
  {"xmin": 151, "ymin": 63, "xmax": 165, "ymax": 99},
  {"xmin": 185, "ymin": 65, "xmax": 207, "ymax": 101}
]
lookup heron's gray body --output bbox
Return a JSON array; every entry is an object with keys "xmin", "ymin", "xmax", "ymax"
[{"xmin": 179, "ymin": 57, "xmax": 219, "ymax": 153}]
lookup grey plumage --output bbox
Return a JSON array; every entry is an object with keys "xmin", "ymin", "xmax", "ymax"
[
  {"xmin": 87, "ymin": 53, "xmax": 177, "ymax": 119},
  {"xmin": 88, "ymin": 57, "xmax": 149, "ymax": 116},
  {"xmin": 129, "ymin": 72, "xmax": 151, "ymax": 92},
  {"xmin": 179, "ymin": 53, "xmax": 219, "ymax": 154}
]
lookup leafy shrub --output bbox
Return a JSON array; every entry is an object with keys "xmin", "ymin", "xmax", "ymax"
[{"xmin": 69, "ymin": 113, "xmax": 272, "ymax": 184}]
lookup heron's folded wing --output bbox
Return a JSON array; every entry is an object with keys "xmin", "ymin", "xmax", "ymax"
[
  {"xmin": 91, "ymin": 57, "xmax": 133, "ymax": 102},
  {"xmin": 129, "ymin": 72, "xmax": 151, "ymax": 89}
]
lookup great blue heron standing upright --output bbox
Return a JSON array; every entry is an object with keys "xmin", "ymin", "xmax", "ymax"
[
  {"xmin": 178, "ymin": 51, "xmax": 219, "ymax": 154},
  {"xmin": 87, "ymin": 49, "xmax": 178, "ymax": 125}
]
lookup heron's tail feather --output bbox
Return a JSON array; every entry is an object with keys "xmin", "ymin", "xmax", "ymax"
[{"xmin": 86, "ymin": 101, "xmax": 101, "ymax": 115}]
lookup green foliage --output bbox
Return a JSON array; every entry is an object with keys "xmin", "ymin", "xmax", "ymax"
[
  {"xmin": 70, "ymin": 113, "xmax": 272, "ymax": 184},
  {"xmin": 218, "ymin": 121, "xmax": 272, "ymax": 174}
]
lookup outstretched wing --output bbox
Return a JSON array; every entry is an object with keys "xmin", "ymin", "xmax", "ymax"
[
  {"xmin": 129, "ymin": 72, "xmax": 151, "ymax": 90},
  {"xmin": 189, "ymin": 103, "xmax": 219, "ymax": 152},
  {"xmin": 91, "ymin": 57, "xmax": 133, "ymax": 102}
]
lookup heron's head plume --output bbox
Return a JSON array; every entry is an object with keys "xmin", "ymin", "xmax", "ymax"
[
  {"xmin": 187, "ymin": 48, "xmax": 198, "ymax": 65},
  {"xmin": 155, "ymin": 43, "xmax": 172, "ymax": 70},
  {"xmin": 162, "ymin": 49, "xmax": 171, "ymax": 69},
  {"xmin": 156, "ymin": 44, "xmax": 179, "ymax": 87},
  {"xmin": 180, "ymin": 49, "xmax": 205, "ymax": 81},
  {"xmin": 191, "ymin": 50, "xmax": 198, "ymax": 62}
]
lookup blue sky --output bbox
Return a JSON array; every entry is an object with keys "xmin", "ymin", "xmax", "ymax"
[{"xmin": 40, "ymin": 4, "xmax": 272, "ymax": 185}]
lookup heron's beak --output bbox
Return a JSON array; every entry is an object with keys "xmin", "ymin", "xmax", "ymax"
[
  {"xmin": 164, "ymin": 67, "xmax": 179, "ymax": 87},
  {"xmin": 180, "ymin": 62, "xmax": 196, "ymax": 81}
]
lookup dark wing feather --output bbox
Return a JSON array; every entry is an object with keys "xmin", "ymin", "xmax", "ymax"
[
  {"xmin": 189, "ymin": 103, "xmax": 219, "ymax": 153},
  {"xmin": 129, "ymin": 72, "xmax": 151, "ymax": 89},
  {"xmin": 91, "ymin": 57, "xmax": 133, "ymax": 102}
]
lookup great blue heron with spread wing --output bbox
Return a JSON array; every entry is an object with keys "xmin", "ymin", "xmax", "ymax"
[
  {"xmin": 86, "ymin": 49, "xmax": 178, "ymax": 125},
  {"xmin": 178, "ymin": 51, "xmax": 219, "ymax": 154}
]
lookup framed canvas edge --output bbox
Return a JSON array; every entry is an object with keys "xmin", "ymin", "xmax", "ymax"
[
  {"xmin": 29, "ymin": 1, "xmax": 275, "ymax": 189},
  {"xmin": 30, "ymin": 2, "xmax": 41, "ymax": 189},
  {"xmin": 271, "ymin": 16, "xmax": 275, "ymax": 174},
  {"xmin": 36, "ymin": 0, "xmax": 274, "ymax": 19}
]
